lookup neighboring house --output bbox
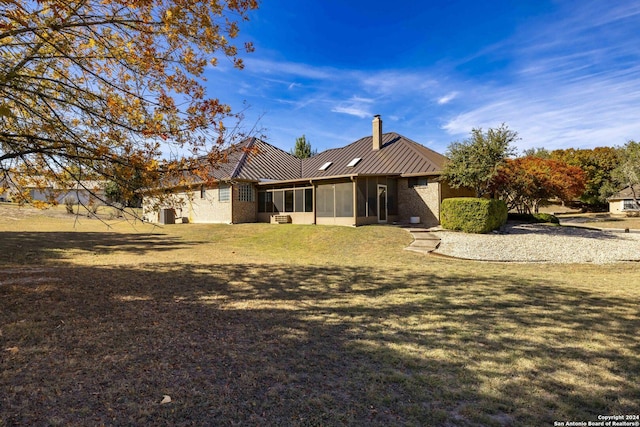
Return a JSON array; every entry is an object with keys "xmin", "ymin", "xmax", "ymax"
[
  {"xmin": 0, "ymin": 174, "xmax": 106, "ymax": 205},
  {"xmin": 143, "ymin": 115, "xmax": 473, "ymax": 226},
  {"xmin": 608, "ymin": 185, "xmax": 640, "ymax": 214}
]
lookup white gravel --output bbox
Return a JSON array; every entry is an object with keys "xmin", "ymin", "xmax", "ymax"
[{"xmin": 432, "ymin": 222, "xmax": 640, "ymax": 264}]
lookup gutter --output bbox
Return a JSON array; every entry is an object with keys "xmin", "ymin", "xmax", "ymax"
[{"xmin": 256, "ymin": 174, "xmax": 360, "ymax": 186}]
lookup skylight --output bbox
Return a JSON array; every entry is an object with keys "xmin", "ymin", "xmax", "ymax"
[
  {"xmin": 347, "ymin": 158, "xmax": 362, "ymax": 167},
  {"xmin": 319, "ymin": 162, "xmax": 332, "ymax": 171}
]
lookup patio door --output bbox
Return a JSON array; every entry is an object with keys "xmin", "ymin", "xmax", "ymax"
[{"xmin": 377, "ymin": 184, "xmax": 387, "ymax": 223}]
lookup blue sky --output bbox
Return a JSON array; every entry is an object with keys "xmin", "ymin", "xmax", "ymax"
[{"xmin": 205, "ymin": 0, "xmax": 640, "ymax": 155}]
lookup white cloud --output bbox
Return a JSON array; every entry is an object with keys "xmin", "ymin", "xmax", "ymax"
[
  {"xmin": 207, "ymin": 2, "xmax": 640, "ymax": 154},
  {"xmin": 437, "ymin": 92, "xmax": 458, "ymax": 105},
  {"xmin": 441, "ymin": 71, "xmax": 640, "ymax": 150},
  {"xmin": 330, "ymin": 96, "xmax": 374, "ymax": 118},
  {"xmin": 440, "ymin": 1, "xmax": 640, "ymax": 150},
  {"xmin": 331, "ymin": 106, "xmax": 371, "ymax": 118}
]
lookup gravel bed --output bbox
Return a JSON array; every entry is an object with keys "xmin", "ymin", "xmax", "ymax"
[{"xmin": 432, "ymin": 222, "xmax": 640, "ymax": 264}]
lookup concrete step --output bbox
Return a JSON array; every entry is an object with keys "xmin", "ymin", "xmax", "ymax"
[
  {"xmin": 396, "ymin": 223, "xmax": 442, "ymax": 254},
  {"xmin": 404, "ymin": 227, "xmax": 430, "ymax": 233},
  {"xmin": 412, "ymin": 233, "xmax": 441, "ymax": 241},
  {"xmin": 408, "ymin": 240, "xmax": 441, "ymax": 249}
]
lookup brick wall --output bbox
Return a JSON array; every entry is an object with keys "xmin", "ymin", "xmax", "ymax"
[
  {"xmin": 397, "ymin": 177, "xmax": 440, "ymax": 226},
  {"xmin": 231, "ymin": 184, "xmax": 257, "ymax": 223}
]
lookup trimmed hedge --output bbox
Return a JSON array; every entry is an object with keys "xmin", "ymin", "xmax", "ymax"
[
  {"xmin": 441, "ymin": 197, "xmax": 508, "ymax": 234},
  {"xmin": 508, "ymin": 213, "xmax": 560, "ymax": 224}
]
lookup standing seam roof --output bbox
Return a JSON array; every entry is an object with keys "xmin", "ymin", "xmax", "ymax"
[
  {"xmin": 300, "ymin": 132, "xmax": 447, "ymax": 178},
  {"xmin": 205, "ymin": 132, "xmax": 447, "ymax": 184}
]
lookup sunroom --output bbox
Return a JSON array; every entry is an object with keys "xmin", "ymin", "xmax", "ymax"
[{"xmin": 256, "ymin": 175, "xmax": 399, "ymax": 226}]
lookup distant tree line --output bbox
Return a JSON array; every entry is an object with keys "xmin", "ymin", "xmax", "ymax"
[{"xmin": 443, "ymin": 124, "xmax": 639, "ymax": 213}]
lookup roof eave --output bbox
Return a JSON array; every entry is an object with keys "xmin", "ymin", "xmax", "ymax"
[
  {"xmin": 400, "ymin": 171, "xmax": 443, "ymax": 178},
  {"xmin": 257, "ymin": 174, "xmax": 359, "ymax": 186}
]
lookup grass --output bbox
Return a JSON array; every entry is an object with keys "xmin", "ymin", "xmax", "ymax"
[
  {"xmin": 585, "ymin": 217, "xmax": 640, "ymax": 229},
  {"xmin": 553, "ymin": 210, "xmax": 640, "ymax": 230},
  {"xmin": 1, "ymin": 205, "xmax": 639, "ymax": 426}
]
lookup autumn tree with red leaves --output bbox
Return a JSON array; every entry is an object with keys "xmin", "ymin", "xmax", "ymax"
[
  {"xmin": 0, "ymin": 0, "xmax": 258, "ymax": 206},
  {"xmin": 491, "ymin": 156, "xmax": 586, "ymax": 214}
]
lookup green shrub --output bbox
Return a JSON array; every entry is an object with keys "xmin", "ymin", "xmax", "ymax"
[
  {"xmin": 508, "ymin": 213, "xmax": 560, "ymax": 224},
  {"xmin": 441, "ymin": 197, "xmax": 508, "ymax": 233}
]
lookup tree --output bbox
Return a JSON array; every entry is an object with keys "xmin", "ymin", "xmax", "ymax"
[
  {"xmin": 0, "ymin": 0, "xmax": 258, "ymax": 206},
  {"xmin": 522, "ymin": 147, "xmax": 551, "ymax": 158},
  {"xmin": 442, "ymin": 124, "xmax": 518, "ymax": 197},
  {"xmin": 491, "ymin": 156, "xmax": 586, "ymax": 213},
  {"xmin": 611, "ymin": 140, "xmax": 640, "ymax": 209},
  {"xmin": 290, "ymin": 135, "xmax": 316, "ymax": 159},
  {"xmin": 550, "ymin": 147, "xmax": 620, "ymax": 206}
]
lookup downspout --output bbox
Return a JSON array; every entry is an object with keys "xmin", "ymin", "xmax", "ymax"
[
  {"xmin": 351, "ymin": 175, "xmax": 357, "ymax": 226},
  {"xmin": 437, "ymin": 179, "xmax": 442, "ymax": 224},
  {"xmin": 310, "ymin": 179, "xmax": 316, "ymax": 225}
]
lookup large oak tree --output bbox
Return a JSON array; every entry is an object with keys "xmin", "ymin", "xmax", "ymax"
[
  {"xmin": 442, "ymin": 124, "xmax": 518, "ymax": 198},
  {"xmin": 0, "ymin": 0, "xmax": 258, "ymax": 205}
]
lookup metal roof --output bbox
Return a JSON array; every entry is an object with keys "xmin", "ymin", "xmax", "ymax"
[
  {"xmin": 208, "ymin": 132, "xmax": 447, "ymax": 184},
  {"xmin": 300, "ymin": 132, "xmax": 447, "ymax": 178},
  {"xmin": 232, "ymin": 138, "xmax": 302, "ymax": 181}
]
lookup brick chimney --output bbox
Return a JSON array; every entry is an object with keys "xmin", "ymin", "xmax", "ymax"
[{"xmin": 372, "ymin": 115, "xmax": 382, "ymax": 150}]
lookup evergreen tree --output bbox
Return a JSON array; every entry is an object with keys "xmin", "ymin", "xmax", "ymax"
[{"xmin": 291, "ymin": 135, "xmax": 316, "ymax": 158}]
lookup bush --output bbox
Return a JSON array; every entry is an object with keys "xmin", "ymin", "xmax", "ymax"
[
  {"xmin": 508, "ymin": 213, "xmax": 560, "ymax": 224},
  {"xmin": 441, "ymin": 197, "xmax": 508, "ymax": 233}
]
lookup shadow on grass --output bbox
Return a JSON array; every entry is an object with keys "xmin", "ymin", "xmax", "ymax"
[
  {"xmin": 0, "ymin": 231, "xmax": 200, "ymax": 264},
  {"xmin": 1, "ymin": 262, "xmax": 639, "ymax": 426}
]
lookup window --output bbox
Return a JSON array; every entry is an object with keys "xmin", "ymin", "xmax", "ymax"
[
  {"xmin": 294, "ymin": 189, "xmax": 303, "ymax": 212},
  {"xmin": 238, "ymin": 184, "xmax": 254, "ymax": 202},
  {"xmin": 319, "ymin": 162, "xmax": 332, "ymax": 171},
  {"xmin": 357, "ymin": 179, "xmax": 367, "ymax": 217},
  {"xmin": 258, "ymin": 191, "xmax": 273, "ymax": 213},
  {"xmin": 258, "ymin": 187, "xmax": 313, "ymax": 213},
  {"xmin": 347, "ymin": 158, "xmax": 362, "ymax": 167},
  {"xmin": 272, "ymin": 190, "xmax": 284, "ymax": 213},
  {"xmin": 284, "ymin": 190, "xmax": 294, "ymax": 212},
  {"xmin": 316, "ymin": 182, "xmax": 353, "ymax": 218},
  {"xmin": 623, "ymin": 199, "xmax": 640, "ymax": 210},
  {"xmin": 258, "ymin": 191, "xmax": 267, "ymax": 212},
  {"xmin": 387, "ymin": 179, "xmax": 398, "ymax": 216},
  {"xmin": 200, "ymin": 185, "xmax": 206, "ymax": 199},
  {"xmin": 335, "ymin": 182, "xmax": 354, "ymax": 217},
  {"xmin": 316, "ymin": 185, "xmax": 334, "ymax": 217},
  {"xmin": 304, "ymin": 188, "xmax": 313, "ymax": 212},
  {"xmin": 219, "ymin": 184, "xmax": 230, "ymax": 202},
  {"xmin": 367, "ymin": 178, "xmax": 377, "ymax": 216},
  {"xmin": 408, "ymin": 177, "xmax": 429, "ymax": 188}
]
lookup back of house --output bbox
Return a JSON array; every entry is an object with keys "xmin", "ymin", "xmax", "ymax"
[{"xmin": 143, "ymin": 116, "xmax": 473, "ymax": 226}]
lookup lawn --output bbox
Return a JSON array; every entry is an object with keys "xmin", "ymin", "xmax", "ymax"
[{"xmin": 1, "ymin": 205, "xmax": 639, "ymax": 426}]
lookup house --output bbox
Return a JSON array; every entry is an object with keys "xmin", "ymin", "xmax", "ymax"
[
  {"xmin": 0, "ymin": 174, "xmax": 106, "ymax": 205},
  {"xmin": 143, "ymin": 115, "xmax": 473, "ymax": 226},
  {"xmin": 608, "ymin": 185, "xmax": 640, "ymax": 214}
]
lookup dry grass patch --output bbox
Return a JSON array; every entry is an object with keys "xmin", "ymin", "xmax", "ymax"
[
  {"xmin": 586, "ymin": 217, "xmax": 640, "ymax": 229},
  {"xmin": 1, "ymin": 209, "xmax": 639, "ymax": 425}
]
